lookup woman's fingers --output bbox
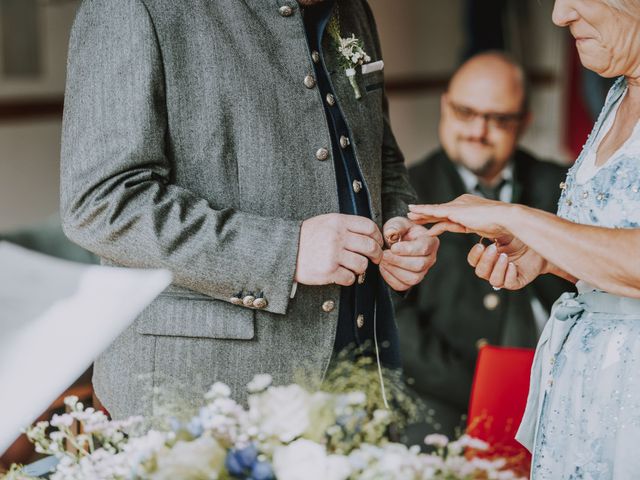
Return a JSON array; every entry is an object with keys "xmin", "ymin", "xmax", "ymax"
[
  {"xmin": 468, "ymin": 243, "xmax": 485, "ymax": 267},
  {"xmin": 504, "ymin": 261, "xmax": 519, "ymax": 289},
  {"xmin": 426, "ymin": 221, "xmax": 468, "ymax": 236},
  {"xmin": 474, "ymin": 243, "xmax": 499, "ymax": 280},
  {"xmin": 489, "ymin": 253, "xmax": 509, "ymax": 288}
]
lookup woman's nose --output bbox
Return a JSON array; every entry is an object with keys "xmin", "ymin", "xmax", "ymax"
[{"xmin": 552, "ymin": 0, "xmax": 580, "ymax": 27}]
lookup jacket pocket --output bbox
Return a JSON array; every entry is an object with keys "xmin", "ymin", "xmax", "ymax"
[{"xmin": 135, "ymin": 291, "xmax": 254, "ymax": 340}]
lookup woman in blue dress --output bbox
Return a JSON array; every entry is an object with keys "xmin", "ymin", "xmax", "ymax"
[{"xmin": 407, "ymin": 0, "xmax": 640, "ymax": 477}]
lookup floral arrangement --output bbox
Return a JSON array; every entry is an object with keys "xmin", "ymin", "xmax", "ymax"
[
  {"xmin": 2, "ymin": 360, "xmax": 524, "ymax": 480},
  {"xmin": 328, "ymin": 15, "xmax": 371, "ymax": 99}
]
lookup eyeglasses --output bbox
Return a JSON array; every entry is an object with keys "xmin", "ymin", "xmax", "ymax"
[{"xmin": 447, "ymin": 99, "xmax": 526, "ymax": 131}]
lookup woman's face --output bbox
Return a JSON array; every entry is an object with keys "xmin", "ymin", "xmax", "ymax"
[{"xmin": 553, "ymin": 0, "xmax": 640, "ymax": 78}]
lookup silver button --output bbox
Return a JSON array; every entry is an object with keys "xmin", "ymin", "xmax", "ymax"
[
  {"xmin": 339, "ymin": 135, "xmax": 350, "ymax": 149},
  {"xmin": 253, "ymin": 297, "xmax": 268, "ymax": 309},
  {"xmin": 304, "ymin": 74, "xmax": 316, "ymax": 89},
  {"xmin": 356, "ymin": 314, "xmax": 365, "ymax": 328},
  {"xmin": 279, "ymin": 5, "xmax": 294, "ymax": 17},
  {"xmin": 311, "ymin": 50, "xmax": 320, "ymax": 64},
  {"xmin": 483, "ymin": 293, "xmax": 500, "ymax": 311},
  {"xmin": 326, "ymin": 93, "xmax": 336, "ymax": 106},
  {"xmin": 352, "ymin": 180, "xmax": 363, "ymax": 193},
  {"xmin": 322, "ymin": 300, "xmax": 335, "ymax": 313},
  {"xmin": 316, "ymin": 147, "xmax": 329, "ymax": 161},
  {"xmin": 357, "ymin": 272, "xmax": 366, "ymax": 284},
  {"xmin": 559, "ymin": 181, "xmax": 567, "ymax": 190},
  {"xmin": 243, "ymin": 295, "xmax": 256, "ymax": 307},
  {"xmin": 230, "ymin": 295, "xmax": 243, "ymax": 306}
]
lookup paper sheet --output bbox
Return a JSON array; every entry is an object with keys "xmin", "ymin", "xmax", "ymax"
[{"xmin": 0, "ymin": 242, "xmax": 172, "ymax": 454}]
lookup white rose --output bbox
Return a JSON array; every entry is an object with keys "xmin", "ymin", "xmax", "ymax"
[
  {"xmin": 249, "ymin": 385, "xmax": 311, "ymax": 442},
  {"xmin": 150, "ymin": 436, "xmax": 225, "ymax": 480},
  {"xmin": 273, "ymin": 440, "xmax": 350, "ymax": 480}
]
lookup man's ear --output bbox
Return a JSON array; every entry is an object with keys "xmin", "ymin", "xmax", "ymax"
[
  {"xmin": 518, "ymin": 111, "xmax": 533, "ymax": 137},
  {"xmin": 440, "ymin": 92, "xmax": 448, "ymax": 115}
]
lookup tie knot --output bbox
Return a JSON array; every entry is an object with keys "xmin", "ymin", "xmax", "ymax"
[{"xmin": 476, "ymin": 179, "xmax": 507, "ymax": 201}]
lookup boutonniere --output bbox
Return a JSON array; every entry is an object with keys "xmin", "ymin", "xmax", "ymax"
[{"xmin": 328, "ymin": 15, "xmax": 371, "ymax": 100}]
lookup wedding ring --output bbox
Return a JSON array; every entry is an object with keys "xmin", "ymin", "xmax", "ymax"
[{"xmin": 492, "ymin": 286, "xmax": 501, "ymax": 291}]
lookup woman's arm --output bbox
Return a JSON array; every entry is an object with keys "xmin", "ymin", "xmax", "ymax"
[{"xmin": 409, "ymin": 196, "xmax": 640, "ymax": 298}]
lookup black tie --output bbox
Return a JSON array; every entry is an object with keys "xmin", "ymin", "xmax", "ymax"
[{"xmin": 476, "ymin": 179, "xmax": 507, "ymax": 201}]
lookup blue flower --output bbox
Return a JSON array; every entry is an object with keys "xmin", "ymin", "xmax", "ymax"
[
  {"xmin": 226, "ymin": 444, "xmax": 260, "ymax": 478},
  {"xmin": 251, "ymin": 461, "xmax": 275, "ymax": 480}
]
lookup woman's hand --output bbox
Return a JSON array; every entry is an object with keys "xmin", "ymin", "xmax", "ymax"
[
  {"xmin": 469, "ymin": 235, "xmax": 548, "ymax": 290},
  {"xmin": 408, "ymin": 194, "xmax": 513, "ymax": 241}
]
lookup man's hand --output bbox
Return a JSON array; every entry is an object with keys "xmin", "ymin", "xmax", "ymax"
[
  {"xmin": 295, "ymin": 214, "xmax": 384, "ymax": 287},
  {"xmin": 380, "ymin": 217, "xmax": 439, "ymax": 291}
]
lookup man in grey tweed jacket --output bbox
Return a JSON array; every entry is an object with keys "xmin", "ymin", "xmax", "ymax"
[{"xmin": 60, "ymin": 0, "xmax": 439, "ymax": 419}]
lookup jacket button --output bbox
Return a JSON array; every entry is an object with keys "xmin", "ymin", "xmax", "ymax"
[
  {"xmin": 357, "ymin": 314, "xmax": 365, "ymax": 328},
  {"xmin": 279, "ymin": 5, "xmax": 294, "ymax": 17},
  {"xmin": 483, "ymin": 293, "xmax": 500, "ymax": 311},
  {"xmin": 339, "ymin": 135, "xmax": 350, "ymax": 149},
  {"xmin": 316, "ymin": 147, "xmax": 329, "ymax": 161},
  {"xmin": 352, "ymin": 179, "xmax": 363, "ymax": 193},
  {"xmin": 253, "ymin": 297, "xmax": 268, "ymax": 309},
  {"xmin": 476, "ymin": 338, "xmax": 489, "ymax": 350},
  {"xmin": 322, "ymin": 300, "xmax": 335, "ymax": 312},
  {"xmin": 311, "ymin": 50, "xmax": 320, "ymax": 64},
  {"xmin": 304, "ymin": 74, "xmax": 316, "ymax": 89},
  {"xmin": 243, "ymin": 294, "xmax": 256, "ymax": 307},
  {"xmin": 326, "ymin": 93, "xmax": 336, "ymax": 106},
  {"xmin": 230, "ymin": 295, "xmax": 243, "ymax": 306}
]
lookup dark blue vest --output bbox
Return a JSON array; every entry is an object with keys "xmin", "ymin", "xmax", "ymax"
[{"xmin": 302, "ymin": 2, "xmax": 399, "ymax": 368}]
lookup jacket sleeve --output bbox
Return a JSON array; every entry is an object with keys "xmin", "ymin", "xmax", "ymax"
[
  {"xmin": 60, "ymin": 0, "xmax": 301, "ymax": 315},
  {"xmin": 361, "ymin": 1, "xmax": 417, "ymax": 223}
]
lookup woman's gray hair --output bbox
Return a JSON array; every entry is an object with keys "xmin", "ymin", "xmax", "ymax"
[{"xmin": 605, "ymin": 0, "xmax": 640, "ymax": 16}]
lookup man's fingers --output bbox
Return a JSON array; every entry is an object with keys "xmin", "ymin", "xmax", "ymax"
[
  {"xmin": 382, "ymin": 250, "xmax": 432, "ymax": 273},
  {"xmin": 333, "ymin": 267, "xmax": 357, "ymax": 287},
  {"xmin": 383, "ymin": 216, "xmax": 412, "ymax": 246},
  {"xmin": 489, "ymin": 253, "xmax": 509, "ymax": 288},
  {"xmin": 389, "ymin": 236, "xmax": 439, "ymax": 257},
  {"xmin": 380, "ymin": 264, "xmax": 411, "ymax": 292},
  {"xmin": 382, "ymin": 262, "xmax": 423, "ymax": 287},
  {"xmin": 474, "ymin": 243, "xmax": 499, "ymax": 280},
  {"xmin": 344, "ymin": 233, "xmax": 383, "ymax": 264},
  {"xmin": 338, "ymin": 250, "xmax": 369, "ymax": 275},
  {"xmin": 345, "ymin": 216, "xmax": 384, "ymax": 246}
]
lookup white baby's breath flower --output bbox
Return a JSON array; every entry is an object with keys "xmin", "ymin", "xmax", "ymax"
[
  {"xmin": 247, "ymin": 374, "xmax": 273, "ymax": 393},
  {"xmin": 345, "ymin": 391, "xmax": 366, "ymax": 406},
  {"xmin": 424, "ymin": 433, "xmax": 449, "ymax": 448},
  {"xmin": 50, "ymin": 413, "xmax": 74, "ymax": 428},
  {"xmin": 205, "ymin": 382, "xmax": 231, "ymax": 400},
  {"xmin": 273, "ymin": 439, "xmax": 350, "ymax": 480}
]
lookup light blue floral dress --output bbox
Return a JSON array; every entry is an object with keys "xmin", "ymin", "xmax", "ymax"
[{"xmin": 515, "ymin": 77, "xmax": 640, "ymax": 479}]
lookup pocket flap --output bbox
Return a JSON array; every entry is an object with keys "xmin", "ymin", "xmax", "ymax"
[{"xmin": 135, "ymin": 292, "xmax": 254, "ymax": 340}]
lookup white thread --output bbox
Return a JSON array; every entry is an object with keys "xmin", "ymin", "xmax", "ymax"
[{"xmin": 373, "ymin": 299, "xmax": 389, "ymax": 409}]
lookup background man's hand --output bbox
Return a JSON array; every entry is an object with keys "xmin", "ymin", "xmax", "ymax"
[
  {"xmin": 295, "ymin": 214, "xmax": 384, "ymax": 287},
  {"xmin": 380, "ymin": 217, "xmax": 439, "ymax": 291}
]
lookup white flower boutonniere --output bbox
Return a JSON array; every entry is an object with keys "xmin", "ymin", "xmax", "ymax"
[{"xmin": 328, "ymin": 16, "xmax": 371, "ymax": 100}]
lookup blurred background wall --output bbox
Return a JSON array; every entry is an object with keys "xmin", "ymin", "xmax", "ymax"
[{"xmin": 0, "ymin": 0, "xmax": 578, "ymax": 232}]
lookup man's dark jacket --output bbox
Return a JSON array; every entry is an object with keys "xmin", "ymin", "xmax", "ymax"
[{"xmin": 397, "ymin": 148, "xmax": 575, "ymax": 416}]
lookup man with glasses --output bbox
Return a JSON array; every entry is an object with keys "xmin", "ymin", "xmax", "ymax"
[{"xmin": 396, "ymin": 51, "xmax": 574, "ymax": 442}]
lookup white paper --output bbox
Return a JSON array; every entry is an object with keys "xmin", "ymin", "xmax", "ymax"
[{"xmin": 0, "ymin": 242, "xmax": 172, "ymax": 454}]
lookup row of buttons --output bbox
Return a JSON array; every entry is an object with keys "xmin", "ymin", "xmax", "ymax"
[
  {"xmin": 321, "ymin": 300, "xmax": 365, "ymax": 328},
  {"xmin": 230, "ymin": 292, "xmax": 268, "ymax": 309}
]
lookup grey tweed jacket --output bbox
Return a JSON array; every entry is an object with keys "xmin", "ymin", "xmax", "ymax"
[{"xmin": 60, "ymin": 0, "xmax": 415, "ymax": 419}]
